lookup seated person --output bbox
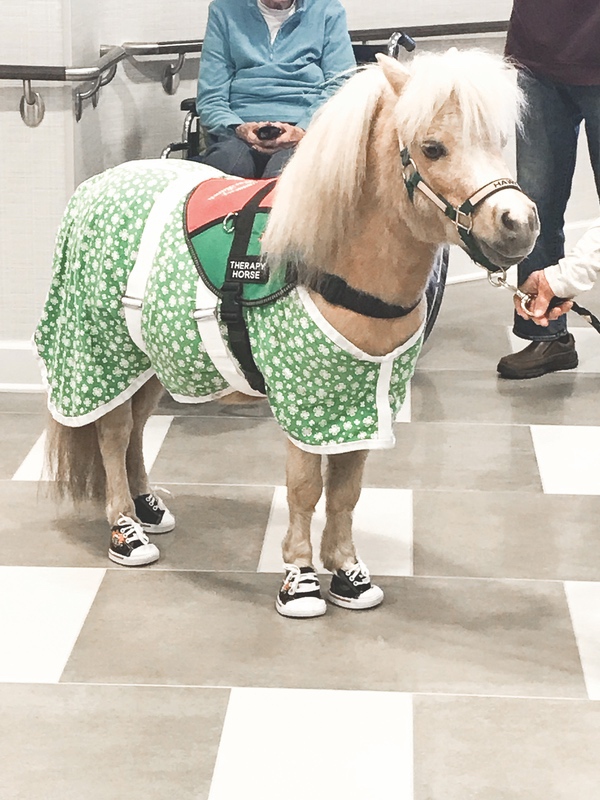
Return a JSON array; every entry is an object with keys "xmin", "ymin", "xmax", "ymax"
[{"xmin": 195, "ymin": 0, "xmax": 356, "ymax": 179}]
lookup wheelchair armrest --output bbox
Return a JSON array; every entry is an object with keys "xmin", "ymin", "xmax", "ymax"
[
  {"xmin": 161, "ymin": 141, "xmax": 191, "ymax": 159},
  {"xmin": 180, "ymin": 97, "xmax": 197, "ymax": 114}
]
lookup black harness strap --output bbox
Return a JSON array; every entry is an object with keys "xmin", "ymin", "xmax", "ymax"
[
  {"xmin": 310, "ymin": 273, "xmax": 420, "ymax": 318},
  {"xmin": 220, "ymin": 180, "xmax": 276, "ymax": 395}
]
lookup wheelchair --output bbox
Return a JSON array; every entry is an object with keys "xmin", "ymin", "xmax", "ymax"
[{"xmin": 161, "ymin": 30, "xmax": 447, "ymax": 342}]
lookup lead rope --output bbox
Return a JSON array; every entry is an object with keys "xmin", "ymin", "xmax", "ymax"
[{"xmin": 487, "ymin": 270, "xmax": 600, "ymax": 334}]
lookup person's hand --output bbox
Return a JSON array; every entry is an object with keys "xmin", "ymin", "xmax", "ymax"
[
  {"xmin": 514, "ymin": 269, "xmax": 573, "ymax": 326},
  {"xmin": 235, "ymin": 122, "xmax": 305, "ymax": 154}
]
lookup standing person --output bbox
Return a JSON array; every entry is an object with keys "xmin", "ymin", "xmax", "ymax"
[
  {"xmin": 194, "ymin": 0, "xmax": 356, "ymax": 179},
  {"xmin": 496, "ymin": 0, "xmax": 600, "ymax": 380}
]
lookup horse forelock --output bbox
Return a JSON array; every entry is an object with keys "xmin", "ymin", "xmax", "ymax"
[
  {"xmin": 395, "ymin": 49, "xmax": 523, "ymax": 146},
  {"xmin": 262, "ymin": 49, "xmax": 522, "ymax": 280}
]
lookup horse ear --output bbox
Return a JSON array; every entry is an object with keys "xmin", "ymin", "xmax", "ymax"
[{"xmin": 376, "ymin": 53, "xmax": 410, "ymax": 96}]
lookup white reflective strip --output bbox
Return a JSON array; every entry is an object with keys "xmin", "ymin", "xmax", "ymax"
[
  {"xmin": 194, "ymin": 278, "xmax": 265, "ymax": 397},
  {"xmin": 375, "ymin": 359, "xmax": 395, "ymax": 444},
  {"xmin": 123, "ymin": 171, "xmax": 211, "ymax": 354}
]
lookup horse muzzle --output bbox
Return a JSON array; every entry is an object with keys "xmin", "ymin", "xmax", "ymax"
[{"xmin": 473, "ymin": 194, "xmax": 540, "ymax": 269}]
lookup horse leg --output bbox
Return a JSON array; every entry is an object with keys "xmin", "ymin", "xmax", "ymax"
[
  {"xmin": 276, "ymin": 440, "xmax": 326, "ymax": 618},
  {"xmin": 123, "ymin": 376, "xmax": 175, "ymax": 535},
  {"xmin": 96, "ymin": 398, "xmax": 159, "ymax": 566},
  {"xmin": 126, "ymin": 375, "xmax": 164, "ymax": 499},
  {"xmin": 321, "ymin": 451, "xmax": 383, "ymax": 610}
]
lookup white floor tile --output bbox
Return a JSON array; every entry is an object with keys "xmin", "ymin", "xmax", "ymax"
[
  {"xmin": 564, "ymin": 581, "xmax": 600, "ymax": 700},
  {"xmin": 12, "ymin": 415, "xmax": 173, "ymax": 482},
  {"xmin": 12, "ymin": 430, "xmax": 50, "ymax": 481},
  {"xmin": 258, "ymin": 486, "xmax": 413, "ymax": 575},
  {"xmin": 531, "ymin": 425, "xmax": 600, "ymax": 495},
  {"xmin": 0, "ymin": 567, "xmax": 105, "ymax": 683},
  {"xmin": 144, "ymin": 415, "xmax": 174, "ymax": 474},
  {"xmin": 507, "ymin": 326, "xmax": 600, "ymax": 373},
  {"xmin": 208, "ymin": 688, "xmax": 413, "ymax": 800}
]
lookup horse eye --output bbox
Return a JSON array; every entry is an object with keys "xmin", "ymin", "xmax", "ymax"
[{"xmin": 421, "ymin": 141, "xmax": 447, "ymax": 160}]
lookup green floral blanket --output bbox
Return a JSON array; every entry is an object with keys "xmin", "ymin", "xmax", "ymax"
[{"xmin": 35, "ymin": 160, "xmax": 422, "ymax": 454}]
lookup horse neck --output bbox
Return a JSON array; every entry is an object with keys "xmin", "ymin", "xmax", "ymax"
[
  {"xmin": 308, "ymin": 110, "xmax": 438, "ymax": 358},
  {"xmin": 327, "ymin": 111, "xmax": 437, "ymax": 310}
]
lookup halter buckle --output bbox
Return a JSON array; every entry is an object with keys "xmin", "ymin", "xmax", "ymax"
[{"xmin": 453, "ymin": 208, "xmax": 473, "ymax": 233}]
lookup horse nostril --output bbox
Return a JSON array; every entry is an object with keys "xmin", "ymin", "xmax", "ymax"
[{"xmin": 501, "ymin": 210, "xmax": 517, "ymax": 231}]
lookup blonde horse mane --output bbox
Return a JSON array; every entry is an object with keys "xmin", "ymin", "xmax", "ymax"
[{"xmin": 262, "ymin": 48, "xmax": 523, "ymax": 276}]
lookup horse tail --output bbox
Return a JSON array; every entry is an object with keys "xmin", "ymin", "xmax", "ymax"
[{"xmin": 45, "ymin": 415, "xmax": 106, "ymax": 504}]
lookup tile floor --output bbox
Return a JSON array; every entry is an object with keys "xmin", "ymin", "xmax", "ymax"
[{"xmin": 4, "ymin": 273, "xmax": 600, "ymax": 799}]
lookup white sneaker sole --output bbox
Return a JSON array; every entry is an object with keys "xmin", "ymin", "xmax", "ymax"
[
  {"xmin": 108, "ymin": 545, "xmax": 160, "ymax": 567},
  {"xmin": 275, "ymin": 596, "xmax": 327, "ymax": 618},
  {"xmin": 140, "ymin": 519, "xmax": 175, "ymax": 534},
  {"xmin": 327, "ymin": 584, "xmax": 384, "ymax": 610}
]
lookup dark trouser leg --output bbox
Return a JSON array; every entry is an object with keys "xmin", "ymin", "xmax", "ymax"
[
  {"xmin": 513, "ymin": 71, "xmax": 581, "ymax": 341},
  {"xmin": 262, "ymin": 146, "xmax": 296, "ymax": 178},
  {"xmin": 576, "ymin": 84, "xmax": 600, "ymax": 201},
  {"xmin": 193, "ymin": 133, "xmax": 260, "ymax": 178}
]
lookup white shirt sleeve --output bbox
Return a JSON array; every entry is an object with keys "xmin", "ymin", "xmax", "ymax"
[{"xmin": 543, "ymin": 219, "xmax": 600, "ymax": 298}]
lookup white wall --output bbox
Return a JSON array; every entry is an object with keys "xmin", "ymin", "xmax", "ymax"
[{"xmin": 0, "ymin": 0, "xmax": 512, "ymax": 382}]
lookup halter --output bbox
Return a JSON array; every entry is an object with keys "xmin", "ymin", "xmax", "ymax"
[{"xmin": 400, "ymin": 146, "xmax": 523, "ymax": 273}]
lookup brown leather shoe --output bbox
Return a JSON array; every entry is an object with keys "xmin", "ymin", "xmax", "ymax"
[{"xmin": 497, "ymin": 334, "xmax": 578, "ymax": 379}]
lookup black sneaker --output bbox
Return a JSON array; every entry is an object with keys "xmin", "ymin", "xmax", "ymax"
[
  {"xmin": 328, "ymin": 560, "xmax": 384, "ymax": 610},
  {"xmin": 134, "ymin": 492, "xmax": 175, "ymax": 533},
  {"xmin": 108, "ymin": 514, "xmax": 160, "ymax": 566},
  {"xmin": 275, "ymin": 564, "xmax": 327, "ymax": 618}
]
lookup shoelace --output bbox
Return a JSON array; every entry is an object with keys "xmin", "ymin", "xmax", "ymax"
[
  {"xmin": 116, "ymin": 515, "xmax": 150, "ymax": 545},
  {"xmin": 147, "ymin": 486, "xmax": 173, "ymax": 511},
  {"xmin": 145, "ymin": 493, "xmax": 162, "ymax": 513},
  {"xmin": 282, "ymin": 564, "xmax": 318, "ymax": 596},
  {"xmin": 345, "ymin": 559, "xmax": 370, "ymax": 586}
]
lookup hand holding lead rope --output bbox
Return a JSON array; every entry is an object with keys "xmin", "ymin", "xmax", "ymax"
[{"xmin": 487, "ymin": 267, "xmax": 600, "ymax": 333}]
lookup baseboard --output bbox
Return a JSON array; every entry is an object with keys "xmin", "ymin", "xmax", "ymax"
[{"xmin": 0, "ymin": 341, "xmax": 45, "ymax": 392}]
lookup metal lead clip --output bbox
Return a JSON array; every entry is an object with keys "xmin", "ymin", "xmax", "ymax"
[{"xmin": 487, "ymin": 270, "xmax": 535, "ymax": 316}]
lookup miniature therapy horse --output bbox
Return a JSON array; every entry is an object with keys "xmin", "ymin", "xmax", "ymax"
[{"xmin": 36, "ymin": 51, "xmax": 539, "ymax": 618}]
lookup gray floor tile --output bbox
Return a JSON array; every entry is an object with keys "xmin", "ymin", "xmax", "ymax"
[
  {"xmin": 414, "ymin": 490, "xmax": 600, "ymax": 581},
  {"xmin": 0, "ymin": 684, "xmax": 229, "ymax": 800},
  {"xmin": 364, "ymin": 422, "xmax": 542, "ymax": 491},
  {"xmin": 414, "ymin": 695, "xmax": 600, "ymax": 800},
  {"xmin": 413, "ymin": 369, "xmax": 600, "ymax": 426},
  {"xmin": 62, "ymin": 571, "xmax": 585, "ymax": 698},
  {"xmin": 0, "ymin": 413, "xmax": 45, "ymax": 479},
  {"xmin": 0, "ymin": 392, "xmax": 47, "ymax": 415},
  {"xmin": 150, "ymin": 416, "xmax": 287, "ymax": 485},
  {"xmin": 0, "ymin": 483, "xmax": 273, "ymax": 570}
]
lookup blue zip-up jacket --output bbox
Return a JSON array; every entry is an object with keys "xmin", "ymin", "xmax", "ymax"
[{"xmin": 197, "ymin": 0, "xmax": 356, "ymax": 133}]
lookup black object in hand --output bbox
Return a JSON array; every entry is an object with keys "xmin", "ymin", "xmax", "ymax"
[{"xmin": 256, "ymin": 124, "xmax": 283, "ymax": 140}]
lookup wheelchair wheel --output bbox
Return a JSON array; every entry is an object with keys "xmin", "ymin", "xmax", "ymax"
[{"xmin": 424, "ymin": 245, "xmax": 449, "ymax": 342}]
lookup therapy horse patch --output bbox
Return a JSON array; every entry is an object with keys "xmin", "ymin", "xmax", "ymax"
[{"xmin": 35, "ymin": 159, "xmax": 422, "ymax": 454}]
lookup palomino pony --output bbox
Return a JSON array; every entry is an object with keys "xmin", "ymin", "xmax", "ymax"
[{"xmin": 36, "ymin": 50, "xmax": 538, "ymax": 618}]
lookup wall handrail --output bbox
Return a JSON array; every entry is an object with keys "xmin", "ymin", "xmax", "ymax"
[{"xmin": 0, "ymin": 22, "xmax": 509, "ymax": 126}]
